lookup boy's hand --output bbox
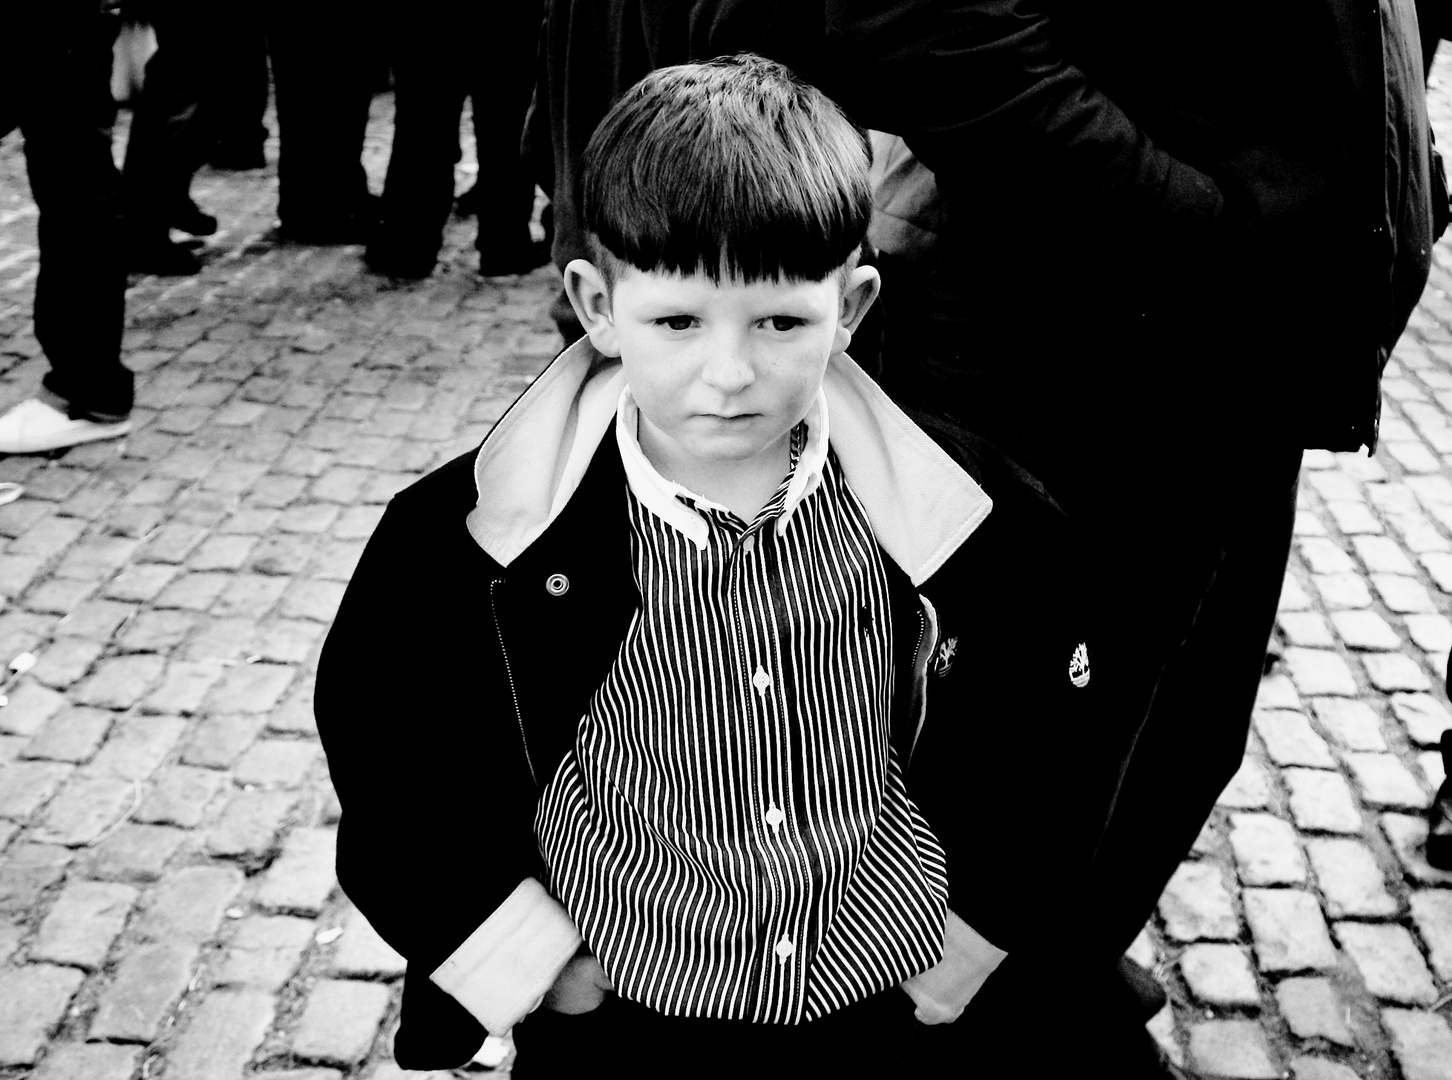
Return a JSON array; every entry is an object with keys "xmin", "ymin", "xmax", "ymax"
[{"xmin": 541, "ymin": 952, "xmax": 614, "ymax": 1014}]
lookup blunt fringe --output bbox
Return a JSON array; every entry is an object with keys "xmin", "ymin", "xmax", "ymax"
[{"xmin": 580, "ymin": 54, "xmax": 872, "ymax": 284}]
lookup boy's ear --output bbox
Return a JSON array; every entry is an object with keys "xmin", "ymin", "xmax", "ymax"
[
  {"xmin": 833, "ymin": 264, "xmax": 882, "ymax": 355},
  {"xmin": 563, "ymin": 259, "xmax": 621, "ymax": 357}
]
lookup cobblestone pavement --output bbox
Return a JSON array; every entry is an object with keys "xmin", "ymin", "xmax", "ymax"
[{"xmin": 4, "ymin": 60, "xmax": 1452, "ymax": 1080}]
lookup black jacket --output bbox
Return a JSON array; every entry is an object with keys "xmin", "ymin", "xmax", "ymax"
[{"xmin": 315, "ymin": 344, "xmax": 1120, "ymax": 1068}]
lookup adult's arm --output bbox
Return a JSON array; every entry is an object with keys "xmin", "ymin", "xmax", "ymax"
[{"xmin": 815, "ymin": 0, "xmax": 1225, "ymax": 241}]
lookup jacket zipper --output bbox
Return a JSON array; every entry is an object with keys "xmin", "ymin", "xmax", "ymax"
[
  {"xmin": 489, "ymin": 578, "xmax": 537, "ymax": 786},
  {"xmin": 905, "ymin": 608, "xmax": 927, "ymax": 769}
]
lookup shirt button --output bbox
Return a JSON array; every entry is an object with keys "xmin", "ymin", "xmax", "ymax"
[
  {"xmin": 741, "ymin": 534, "xmax": 756, "ymax": 555},
  {"xmin": 775, "ymin": 936, "xmax": 795, "ymax": 962},
  {"xmin": 765, "ymin": 805, "xmax": 785, "ymax": 828},
  {"xmin": 752, "ymin": 666, "xmax": 773, "ymax": 694}
]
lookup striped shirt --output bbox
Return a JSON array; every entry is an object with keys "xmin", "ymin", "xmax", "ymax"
[{"xmin": 534, "ymin": 391, "xmax": 949, "ymax": 1024}]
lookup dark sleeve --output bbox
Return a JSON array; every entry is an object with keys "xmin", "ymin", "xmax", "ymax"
[
  {"xmin": 314, "ymin": 463, "xmax": 540, "ymax": 1061},
  {"xmin": 816, "ymin": 0, "xmax": 1223, "ymax": 240}
]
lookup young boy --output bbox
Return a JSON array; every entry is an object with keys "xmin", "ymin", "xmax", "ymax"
[{"xmin": 317, "ymin": 55, "xmax": 1110, "ymax": 1078}]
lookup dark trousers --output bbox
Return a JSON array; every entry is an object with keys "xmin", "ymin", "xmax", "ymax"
[
  {"xmin": 3, "ymin": 10, "xmax": 131, "ymax": 421},
  {"xmin": 511, "ymin": 988, "xmax": 920, "ymax": 1078},
  {"xmin": 264, "ymin": 3, "xmax": 376, "ymax": 225},
  {"xmin": 378, "ymin": 2, "xmax": 541, "ymax": 258},
  {"xmin": 1076, "ymin": 444, "xmax": 1303, "ymax": 958},
  {"xmin": 509, "ymin": 954, "xmax": 1177, "ymax": 1077},
  {"xmin": 210, "ymin": 17, "xmax": 270, "ymax": 160},
  {"xmin": 122, "ymin": 3, "xmax": 224, "ymax": 239}
]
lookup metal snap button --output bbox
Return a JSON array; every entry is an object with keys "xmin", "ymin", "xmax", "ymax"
[{"xmin": 545, "ymin": 573, "xmax": 570, "ymax": 597}]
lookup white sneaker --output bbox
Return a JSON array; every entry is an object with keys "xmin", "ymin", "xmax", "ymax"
[{"xmin": 0, "ymin": 399, "xmax": 131, "ymax": 454}]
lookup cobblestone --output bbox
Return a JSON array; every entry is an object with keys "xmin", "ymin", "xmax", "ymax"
[
  {"xmin": 1187, "ymin": 1020, "xmax": 1280, "ymax": 1079},
  {"xmin": 1276, "ymin": 977, "xmax": 1359, "ymax": 1047},
  {"xmin": 1244, "ymin": 889, "xmax": 1338, "ymax": 972},
  {"xmin": 32, "ymin": 879, "xmax": 137, "ymax": 969},
  {"xmin": 1284, "ymin": 648, "xmax": 1360, "ymax": 696},
  {"xmin": 1229, "ymin": 813, "xmax": 1308, "ymax": 885},
  {"xmin": 29, "ymin": 1042, "xmax": 144, "ymax": 1080},
  {"xmin": 1217, "ymin": 756, "xmax": 1275, "ymax": 809},
  {"xmin": 216, "ymin": 914, "xmax": 314, "ymax": 990},
  {"xmin": 1179, "ymin": 943, "xmax": 1260, "ymax": 1006},
  {"xmin": 255, "ymin": 827, "xmax": 336, "ymax": 913},
  {"xmin": 1305, "ymin": 838, "xmax": 1399, "ymax": 918},
  {"xmin": 205, "ymin": 789, "xmax": 295, "ymax": 859},
  {"xmin": 1409, "ymin": 889, "xmax": 1452, "ymax": 980},
  {"xmin": 1253, "ymin": 709, "xmax": 1336, "ymax": 767},
  {"xmin": 290, "ymin": 978, "xmax": 392, "ymax": 1065},
  {"xmin": 1343, "ymin": 752, "xmax": 1432, "ymax": 808},
  {"xmin": 1382, "ymin": 1009, "xmax": 1452, "ymax": 1080},
  {"xmin": 1159, "ymin": 861, "xmax": 1240, "ymax": 942},
  {"xmin": 134, "ymin": 864, "xmax": 243, "ymax": 942},
  {"xmin": 22, "ymin": 706, "xmax": 113, "ymax": 762},
  {"xmin": 76, "ymin": 822, "xmax": 184, "ymax": 882},
  {"xmin": 1289, "ymin": 1058, "xmax": 1362, "ymax": 1080},
  {"xmin": 1310, "ymin": 698, "xmax": 1388, "ymax": 751},
  {"xmin": 164, "ymin": 988, "xmax": 276, "ymax": 1080},
  {"xmin": 0, "ymin": 964, "xmax": 84, "ymax": 1065},
  {"xmin": 1336, "ymin": 923, "xmax": 1440, "ymax": 1004},
  {"xmin": 1391, "ymin": 693, "xmax": 1452, "ymax": 745}
]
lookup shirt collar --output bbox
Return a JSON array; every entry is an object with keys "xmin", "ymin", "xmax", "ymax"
[{"xmin": 615, "ymin": 388, "xmax": 830, "ymax": 550}]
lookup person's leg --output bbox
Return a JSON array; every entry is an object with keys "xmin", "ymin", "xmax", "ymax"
[
  {"xmin": 121, "ymin": 0, "xmax": 226, "ymax": 273},
  {"xmin": 471, "ymin": 1, "xmax": 548, "ymax": 275},
  {"xmin": 0, "ymin": 9, "xmax": 134, "ymax": 453},
  {"xmin": 1080, "ymin": 444, "xmax": 1304, "ymax": 958},
  {"xmin": 265, "ymin": 0, "xmax": 377, "ymax": 239},
  {"xmin": 23, "ymin": 17, "xmax": 132, "ymax": 425},
  {"xmin": 209, "ymin": 15, "xmax": 270, "ymax": 170},
  {"xmin": 367, "ymin": 10, "xmax": 467, "ymax": 277}
]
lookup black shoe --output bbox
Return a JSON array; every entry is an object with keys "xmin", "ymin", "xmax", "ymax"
[
  {"xmin": 170, "ymin": 199, "xmax": 217, "ymax": 237},
  {"xmin": 1429, "ymin": 730, "xmax": 1452, "ymax": 870},
  {"xmin": 478, "ymin": 239, "xmax": 550, "ymax": 277},
  {"xmin": 129, "ymin": 238, "xmax": 202, "ymax": 276},
  {"xmin": 209, "ymin": 143, "xmax": 267, "ymax": 170},
  {"xmin": 1118, "ymin": 954, "xmax": 1169, "ymax": 1019},
  {"xmin": 364, "ymin": 240, "xmax": 437, "ymax": 280}
]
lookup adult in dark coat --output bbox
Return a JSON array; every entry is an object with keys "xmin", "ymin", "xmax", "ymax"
[{"xmin": 536, "ymin": 1, "xmax": 1440, "ymax": 1074}]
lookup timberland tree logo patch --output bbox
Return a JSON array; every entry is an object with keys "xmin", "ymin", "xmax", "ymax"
[
  {"xmin": 932, "ymin": 636, "xmax": 958, "ymax": 677},
  {"xmin": 1069, "ymin": 643, "xmax": 1091, "ymax": 688}
]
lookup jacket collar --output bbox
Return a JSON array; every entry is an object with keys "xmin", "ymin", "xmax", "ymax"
[{"xmin": 465, "ymin": 338, "xmax": 992, "ymax": 586}]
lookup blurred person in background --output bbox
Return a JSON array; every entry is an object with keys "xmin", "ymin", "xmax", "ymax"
[
  {"xmin": 0, "ymin": 2, "xmax": 135, "ymax": 454},
  {"xmin": 264, "ymin": 2, "xmax": 381, "ymax": 244},
  {"xmin": 209, "ymin": 15, "xmax": 270, "ymax": 172},
  {"xmin": 366, "ymin": 1, "xmax": 546, "ymax": 279},
  {"xmin": 120, "ymin": 0, "xmax": 225, "ymax": 276}
]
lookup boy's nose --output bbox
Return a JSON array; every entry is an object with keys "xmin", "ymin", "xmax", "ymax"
[{"xmin": 700, "ymin": 334, "xmax": 755, "ymax": 392}]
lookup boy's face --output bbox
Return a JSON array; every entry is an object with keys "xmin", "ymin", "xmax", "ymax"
[{"xmin": 567, "ymin": 263, "xmax": 879, "ymax": 488}]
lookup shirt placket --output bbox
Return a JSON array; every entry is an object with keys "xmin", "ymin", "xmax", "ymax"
[{"xmin": 727, "ymin": 516, "xmax": 808, "ymax": 1022}]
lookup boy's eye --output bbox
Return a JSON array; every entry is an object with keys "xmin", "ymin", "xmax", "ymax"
[
  {"xmin": 764, "ymin": 316, "xmax": 803, "ymax": 333},
  {"xmin": 657, "ymin": 316, "xmax": 696, "ymax": 331}
]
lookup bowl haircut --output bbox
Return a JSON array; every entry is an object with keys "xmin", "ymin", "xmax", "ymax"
[{"xmin": 579, "ymin": 54, "xmax": 873, "ymax": 289}]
